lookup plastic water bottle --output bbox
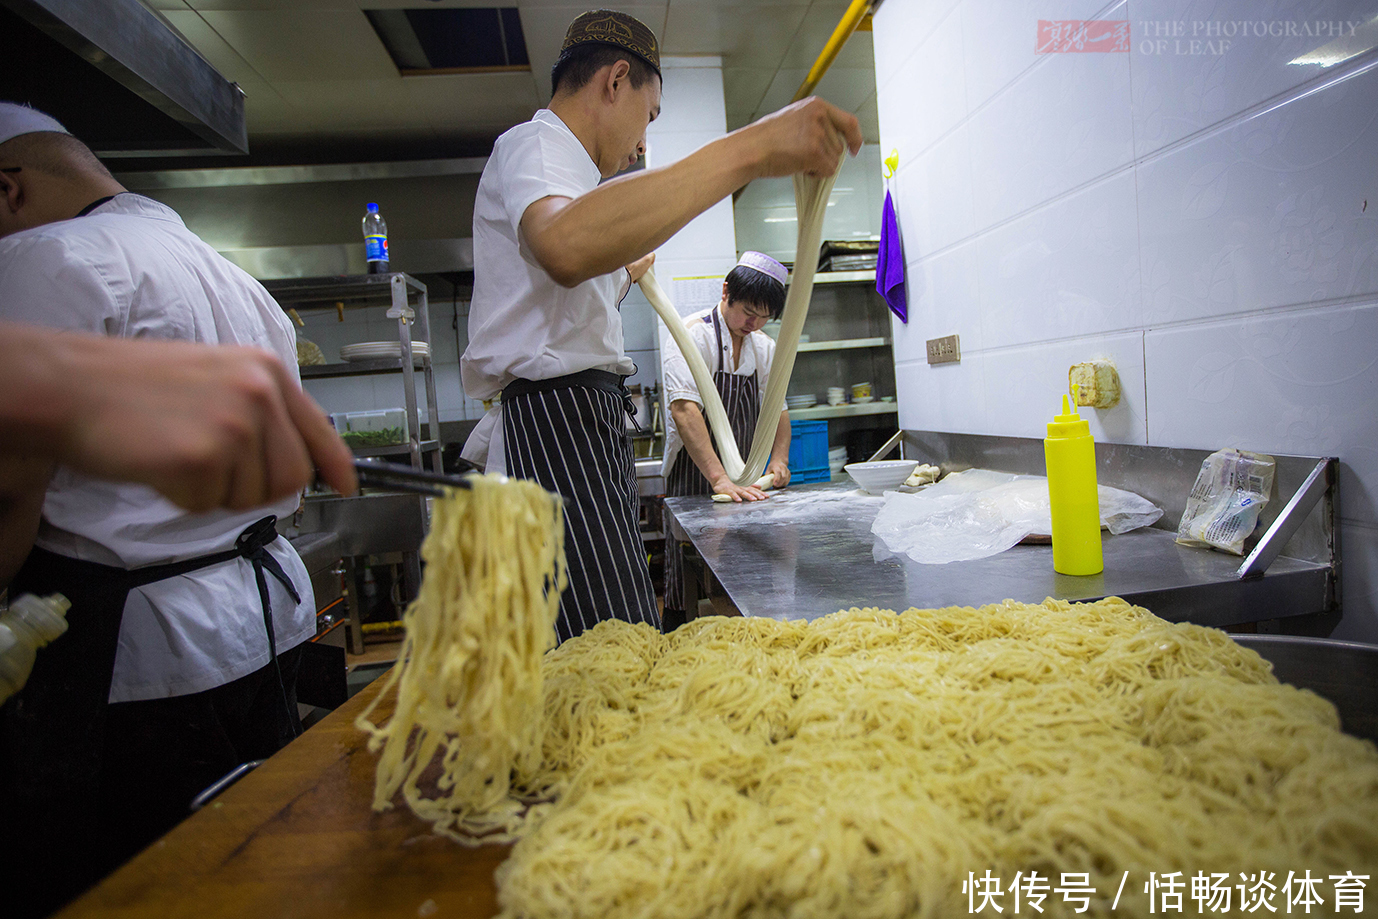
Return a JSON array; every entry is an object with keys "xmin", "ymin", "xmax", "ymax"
[
  {"xmin": 0, "ymin": 593, "xmax": 71, "ymax": 705},
  {"xmin": 362, "ymin": 202, "xmax": 389, "ymax": 274}
]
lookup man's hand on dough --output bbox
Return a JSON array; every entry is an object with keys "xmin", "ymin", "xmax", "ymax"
[
  {"xmin": 711, "ymin": 474, "xmax": 769, "ymax": 503},
  {"xmin": 766, "ymin": 459, "xmax": 791, "ymax": 489}
]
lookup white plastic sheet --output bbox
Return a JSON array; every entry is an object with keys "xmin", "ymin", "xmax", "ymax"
[{"xmin": 871, "ymin": 469, "xmax": 1163, "ymax": 565}]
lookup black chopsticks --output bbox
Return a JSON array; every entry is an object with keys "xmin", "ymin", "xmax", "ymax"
[{"xmin": 353, "ymin": 458, "xmax": 474, "ymax": 497}]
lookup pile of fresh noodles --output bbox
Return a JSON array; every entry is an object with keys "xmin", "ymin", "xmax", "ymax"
[
  {"xmin": 360, "ymin": 483, "xmax": 1378, "ymax": 917},
  {"xmin": 355, "ymin": 474, "xmax": 565, "ymax": 841}
]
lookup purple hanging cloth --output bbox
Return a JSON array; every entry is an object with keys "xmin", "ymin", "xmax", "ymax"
[{"xmin": 876, "ymin": 188, "xmax": 907, "ymax": 323}]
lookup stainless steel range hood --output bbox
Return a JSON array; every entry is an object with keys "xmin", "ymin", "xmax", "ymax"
[{"xmin": 1, "ymin": 0, "xmax": 247, "ymax": 157}]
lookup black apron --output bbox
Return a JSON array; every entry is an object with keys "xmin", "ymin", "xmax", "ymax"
[
  {"xmin": 502, "ymin": 369, "xmax": 660, "ymax": 643},
  {"xmin": 0, "ymin": 516, "xmax": 299, "ymax": 918},
  {"xmin": 663, "ymin": 310, "xmax": 762, "ymax": 618}
]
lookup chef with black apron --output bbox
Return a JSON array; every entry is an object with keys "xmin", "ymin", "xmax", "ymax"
[
  {"xmin": 0, "ymin": 103, "xmax": 316, "ymax": 919},
  {"xmin": 660, "ymin": 252, "xmax": 794, "ymax": 628},
  {"xmin": 458, "ymin": 8, "xmax": 860, "ymax": 643}
]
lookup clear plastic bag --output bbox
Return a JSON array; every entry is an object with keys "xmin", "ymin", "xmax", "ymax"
[
  {"xmin": 871, "ymin": 470, "xmax": 1162, "ymax": 565},
  {"xmin": 1175, "ymin": 449, "xmax": 1275, "ymax": 555}
]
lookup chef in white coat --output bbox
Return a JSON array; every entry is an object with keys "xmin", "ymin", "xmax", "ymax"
[
  {"xmin": 0, "ymin": 102, "xmax": 337, "ymax": 919},
  {"xmin": 658, "ymin": 252, "xmax": 793, "ymax": 627},
  {"xmin": 461, "ymin": 9, "xmax": 861, "ymax": 643}
]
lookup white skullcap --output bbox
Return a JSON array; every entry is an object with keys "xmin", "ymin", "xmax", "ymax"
[
  {"xmin": 736, "ymin": 250, "xmax": 787, "ymax": 286},
  {"xmin": 0, "ymin": 102, "xmax": 70, "ymax": 146}
]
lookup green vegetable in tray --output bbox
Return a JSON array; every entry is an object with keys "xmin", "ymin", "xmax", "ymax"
[{"xmin": 341, "ymin": 427, "xmax": 405, "ymax": 447}]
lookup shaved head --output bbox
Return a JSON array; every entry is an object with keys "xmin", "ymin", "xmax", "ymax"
[
  {"xmin": 0, "ymin": 130, "xmax": 124, "ymax": 238},
  {"xmin": 0, "ymin": 131, "xmax": 113, "ymax": 183}
]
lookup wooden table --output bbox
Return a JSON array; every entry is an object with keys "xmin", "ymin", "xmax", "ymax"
[{"xmin": 58, "ymin": 679, "xmax": 510, "ymax": 919}]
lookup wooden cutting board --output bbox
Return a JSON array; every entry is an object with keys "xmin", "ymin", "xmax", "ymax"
[{"xmin": 58, "ymin": 675, "xmax": 510, "ymax": 919}]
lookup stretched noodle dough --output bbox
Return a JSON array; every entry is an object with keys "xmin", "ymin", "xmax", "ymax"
[{"xmin": 639, "ymin": 156, "xmax": 842, "ymax": 487}]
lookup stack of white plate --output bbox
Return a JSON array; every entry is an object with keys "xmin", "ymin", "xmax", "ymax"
[
  {"xmin": 785, "ymin": 394, "xmax": 816, "ymax": 409},
  {"xmin": 340, "ymin": 341, "xmax": 431, "ymax": 363},
  {"xmin": 828, "ymin": 446, "xmax": 848, "ymax": 475}
]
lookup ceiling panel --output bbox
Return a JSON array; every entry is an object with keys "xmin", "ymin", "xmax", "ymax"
[
  {"xmin": 722, "ymin": 67, "xmax": 777, "ymax": 118},
  {"xmin": 134, "ymin": 0, "xmax": 877, "ymax": 162},
  {"xmin": 755, "ymin": 63, "xmax": 875, "ymax": 118},
  {"xmin": 663, "ymin": 4, "xmax": 807, "ymax": 60},
  {"xmin": 777, "ymin": 0, "xmax": 874, "ymax": 70},
  {"xmin": 196, "ymin": 9, "xmax": 398, "ymax": 81},
  {"xmin": 160, "ymin": 9, "xmax": 269, "ymax": 85},
  {"xmin": 266, "ymin": 80, "xmax": 429, "ymax": 129},
  {"xmin": 401, "ymin": 73, "xmax": 543, "ymax": 127}
]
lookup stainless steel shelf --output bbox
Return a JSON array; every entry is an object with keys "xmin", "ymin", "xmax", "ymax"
[
  {"xmin": 787, "ymin": 402, "xmax": 898, "ymax": 420},
  {"xmin": 795, "ymin": 336, "xmax": 889, "ymax": 352},
  {"xmin": 300, "ymin": 357, "xmax": 429, "ymax": 378},
  {"xmin": 263, "ymin": 272, "xmax": 428, "ymax": 309},
  {"xmin": 350, "ymin": 440, "xmax": 439, "ymax": 459},
  {"xmin": 791, "ymin": 269, "xmax": 875, "ymax": 285}
]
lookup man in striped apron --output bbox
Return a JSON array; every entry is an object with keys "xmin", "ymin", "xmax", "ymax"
[
  {"xmin": 660, "ymin": 253, "xmax": 794, "ymax": 628},
  {"xmin": 460, "ymin": 11, "xmax": 863, "ymax": 642}
]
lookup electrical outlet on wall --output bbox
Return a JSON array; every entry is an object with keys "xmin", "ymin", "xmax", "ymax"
[{"xmin": 926, "ymin": 334, "xmax": 960, "ymax": 365}]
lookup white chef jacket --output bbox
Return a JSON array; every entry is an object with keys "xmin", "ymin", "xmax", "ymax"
[
  {"xmin": 0, "ymin": 193, "xmax": 315, "ymax": 703},
  {"xmin": 460, "ymin": 108, "xmax": 634, "ymax": 469},
  {"xmin": 659, "ymin": 304, "xmax": 777, "ymax": 476}
]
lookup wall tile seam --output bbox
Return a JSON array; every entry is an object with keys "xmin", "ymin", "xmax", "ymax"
[
  {"xmin": 886, "ymin": 30, "xmax": 1377, "ymax": 269},
  {"xmin": 880, "ymin": 0, "xmax": 1128, "ymax": 175},
  {"xmin": 900, "ymin": 40, "xmax": 1378, "ymax": 274},
  {"xmin": 900, "ymin": 161, "xmax": 1136, "ymax": 269},
  {"xmin": 1143, "ymin": 292, "xmax": 1378, "ymax": 335},
  {"xmin": 873, "ymin": 0, "xmax": 966, "ymax": 127},
  {"xmin": 893, "ymin": 328, "xmax": 1144, "ymax": 365},
  {"xmin": 1342, "ymin": 519, "xmax": 1378, "ymax": 533},
  {"xmin": 1127, "ymin": 45, "xmax": 1378, "ymax": 166}
]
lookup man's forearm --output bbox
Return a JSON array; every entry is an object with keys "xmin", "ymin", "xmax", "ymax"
[
  {"xmin": 525, "ymin": 133, "xmax": 761, "ymax": 287},
  {"xmin": 772, "ymin": 410, "xmax": 791, "ymax": 462},
  {"xmin": 0, "ymin": 323, "xmax": 80, "ymax": 449},
  {"xmin": 671, "ymin": 401, "xmax": 728, "ymax": 485}
]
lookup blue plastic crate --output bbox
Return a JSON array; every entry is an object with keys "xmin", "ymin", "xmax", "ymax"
[
  {"xmin": 792, "ymin": 465, "xmax": 832, "ymax": 484},
  {"xmin": 788, "ymin": 420, "xmax": 829, "ymax": 478}
]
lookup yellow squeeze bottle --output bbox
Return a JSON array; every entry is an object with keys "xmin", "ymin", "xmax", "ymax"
[{"xmin": 1044, "ymin": 388, "xmax": 1102, "ymax": 575}]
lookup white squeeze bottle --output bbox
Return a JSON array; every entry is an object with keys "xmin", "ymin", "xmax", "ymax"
[{"xmin": 0, "ymin": 593, "xmax": 71, "ymax": 705}]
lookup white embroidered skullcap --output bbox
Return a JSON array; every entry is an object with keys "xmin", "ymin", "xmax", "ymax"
[
  {"xmin": 0, "ymin": 102, "xmax": 70, "ymax": 146},
  {"xmin": 736, "ymin": 250, "xmax": 787, "ymax": 286}
]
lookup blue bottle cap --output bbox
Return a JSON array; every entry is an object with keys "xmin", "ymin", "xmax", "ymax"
[{"xmin": 366, "ymin": 203, "xmax": 379, "ymax": 213}]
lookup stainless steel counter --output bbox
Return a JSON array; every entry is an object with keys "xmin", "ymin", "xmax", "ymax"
[
  {"xmin": 635, "ymin": 456, "xmax": 665, "ymax": 497},
  {"xmin": 663, "ymin": 481, "xmax": 1333, "ymax": 628}
]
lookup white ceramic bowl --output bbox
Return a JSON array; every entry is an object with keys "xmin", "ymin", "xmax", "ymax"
[{"xmin": 844, "ymin": 460, "xmax": 920, "ymax": 494}]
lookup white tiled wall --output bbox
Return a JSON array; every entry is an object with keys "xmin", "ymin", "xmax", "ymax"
[{"xmin": 874, "ymin": 0, "xmax": 1378, "ymax": 641}]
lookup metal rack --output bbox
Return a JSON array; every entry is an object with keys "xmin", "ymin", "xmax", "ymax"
[
  {"xmin": 267, "ymin": 272, "xmax": 439, "ymax": 654},
  {"xmin": 265, "ymin": 272, "xmax": 442, "ymax": 474}
]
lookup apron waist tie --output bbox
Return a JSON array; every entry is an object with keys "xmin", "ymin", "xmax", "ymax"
[
  {"xmin": 123, "ymin": 515, "xmax": 300, "ymax": 731},
  {"xmin": 503, "ymin": 369, "xmax": 638, "ymax": 426}
]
